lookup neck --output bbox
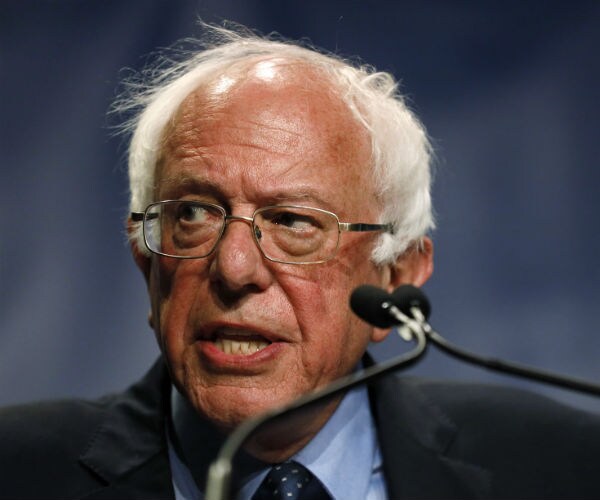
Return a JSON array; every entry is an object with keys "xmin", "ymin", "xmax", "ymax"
[{"xmin": 242, "ymin": 396, "xmax": 343, "ymax": 463}]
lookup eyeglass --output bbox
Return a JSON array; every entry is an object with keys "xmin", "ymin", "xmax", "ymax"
[{"xmin": 131, "ymin": 200, "xmax": 393, "ymax": 265}]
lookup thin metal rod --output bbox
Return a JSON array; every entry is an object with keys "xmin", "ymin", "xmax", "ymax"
[{"xmin": 425, "ymin": 327, "xmax": 600, "ymax": 397}]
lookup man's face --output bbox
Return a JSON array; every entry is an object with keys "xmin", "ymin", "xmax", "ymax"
[{"xmin": 140, "ymin": 63, "xmax": 396, "ymax": 433}]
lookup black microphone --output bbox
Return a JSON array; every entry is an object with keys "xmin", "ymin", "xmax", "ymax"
[
  {"xmin": 349, "ymin": 284, "xmax": 398, "ymax": 327},
  {"xmin": 350, "ymin": 284, "xmax": 428, "ymax": 342},
  {"xmin": 205, "ymin": 285, "xmax": 428, "ymax": 500},
  {"xmin": 386, "ymin": 284, "xmax": 600, "ymax": 398},
  {"xmin": 391, "ymin": 284, "xmax": 431, "ymax": 319}
]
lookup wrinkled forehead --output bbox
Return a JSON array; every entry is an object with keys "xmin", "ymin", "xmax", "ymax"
[{"xmin": 164, "ymin": 57, "xmax": 370, "ymax": 155}]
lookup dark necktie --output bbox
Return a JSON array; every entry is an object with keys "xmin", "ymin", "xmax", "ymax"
[{"xmin": 251, "ymin": 460, "xmax": 331, "ymax": 500}]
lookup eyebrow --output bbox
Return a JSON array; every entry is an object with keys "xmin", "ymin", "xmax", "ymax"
[
  {"xmin": 159, "ymin": 175, "xmax": 214, "ymax": 198},
  {"xmin": 158, "ymin": 174, "xmax": 334, "ymax": 209}
]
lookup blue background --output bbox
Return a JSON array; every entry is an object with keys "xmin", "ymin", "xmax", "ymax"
[{"xmin": 1, "ymin": 0, "xmax": 599, "ymax": 412}]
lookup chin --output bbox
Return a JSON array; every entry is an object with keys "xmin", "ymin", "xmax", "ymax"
[{"xmin": 185, "ymin": 383, "xmax": 295, "ymax": 431}]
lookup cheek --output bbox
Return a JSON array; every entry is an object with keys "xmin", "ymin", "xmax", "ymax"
[
  {"xmin": 278, "ymin": 265, "xmax": 346, "ymax": 329},
  {"xmin": 286, "ymin": 247, "xmax": 379, "ymax": 322},
  {"xmin": 278, "ymin": 265, "xmax": 373, "ymax": 374},
  {"xmin": 150, "ymin": 259, "xmax": 205, "ymax": 361}
]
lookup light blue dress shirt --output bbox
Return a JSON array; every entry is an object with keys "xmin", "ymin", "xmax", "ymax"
[{"xmin": 168, "ymin": 384, "xmax": 388, "ymax": 500}]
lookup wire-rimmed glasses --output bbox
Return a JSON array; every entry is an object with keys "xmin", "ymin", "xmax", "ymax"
[{"xmin": 131, "ymin": 200, "xmax": 393, "ymax": 265}]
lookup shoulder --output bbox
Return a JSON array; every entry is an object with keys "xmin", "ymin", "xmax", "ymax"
[
  {"xmin": 0, "ymin": 360, "xmax": 171, "ymax": 498},
  {"xmin": 403, "ymin": 376, "xmax": 600, "ymax": 432},
  {"xmin": 0, "ymin": 359, "xmax": 169, "ymax": 455},
  {"xmin": 0, "ymin": 395, "xmax": 117, "ymax": 498},
  {"xmin": 383, "ymin": 375, "xmax": 600, "ymax": 445},
  {"xmin": 376, "ymin": 374, "xmax": 600, "ymax": 497},
  {"xmin": 0, "ymin": 396, "xmax": 117, "ymax": 462},
  {"xmin": 0, "ymin": 395, "xmax": 113, "ymax": 454}
]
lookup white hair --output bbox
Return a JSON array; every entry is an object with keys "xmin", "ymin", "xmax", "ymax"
[{"xmin": 116, "ymin": 23, "xmax": 434, "ymax": 265}]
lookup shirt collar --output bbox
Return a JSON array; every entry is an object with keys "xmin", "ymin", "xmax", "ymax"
[{"xmin": 293, "ymin": 384, "xmax": 379, "ymax": 499}]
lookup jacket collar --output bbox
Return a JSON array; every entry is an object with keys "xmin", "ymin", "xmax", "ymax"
[{"xmin": 78, "ymin": 359, "xmax": 174, "ymax": 499}]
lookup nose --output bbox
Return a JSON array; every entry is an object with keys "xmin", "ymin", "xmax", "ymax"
[{"xmin": 208, "ymin": 216, "xmax": 273, "ymax": 296}]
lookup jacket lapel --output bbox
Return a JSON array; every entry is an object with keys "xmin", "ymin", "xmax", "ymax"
[
  {"xmin": 370, "ymin": 372, "xmax": 492, "ymax": 499},
  {"xmin": 78, "ymin": 360, "xmax": 175, "ymax": 499}
]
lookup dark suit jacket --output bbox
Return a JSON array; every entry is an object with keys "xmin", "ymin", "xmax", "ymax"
[{"xmin": 1, "ymin": 358, "xmax": 599, "ymax": 499}]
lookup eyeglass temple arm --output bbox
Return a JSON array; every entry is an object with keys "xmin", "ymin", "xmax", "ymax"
[
  {"xmin": 130, "ymin": 212, "xmax": 158, "ymax": 222},
  {"xmin": 340, "ymin": 222, "xmax": 394, "ymax": 233}
]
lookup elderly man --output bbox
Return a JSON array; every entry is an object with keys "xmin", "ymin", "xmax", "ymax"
[{"xmin": 1, "ymin": 25, "xmax": 599, "ymax": 500}]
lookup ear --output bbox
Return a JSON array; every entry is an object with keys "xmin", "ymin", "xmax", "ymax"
[
  {"xmin": 127, "ymin": 218, "xmax": 158, "ymax": 333},
  {"xmin": 386, "ymin": 236, "xmax": 434, "ymax": 292},
  {"xmin": 127, "ymin": 217, "xmax": 151, "ymax": 283},
  {"xmin": 370, "ymin": 237, "xmax": 434, "ymax": 343}
]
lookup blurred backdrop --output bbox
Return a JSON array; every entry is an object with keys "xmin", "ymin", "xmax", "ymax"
[{"xmin": 1, "ymin": 0, "xmax": 599, "ymax": 412}]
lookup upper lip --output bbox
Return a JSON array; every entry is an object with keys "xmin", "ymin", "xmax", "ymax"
[{"xmin": 195, "ymin": 321, "xmax": 285, "ymax": 343}]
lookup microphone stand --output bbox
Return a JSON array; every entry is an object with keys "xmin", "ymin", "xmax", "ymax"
[
  {"xmin": 409, "ymin": 307, "xmax": 600, "ymax": 397},
  {"xmin": 205, "ymin": 323, "xmax": 427, "ymax": 500}
]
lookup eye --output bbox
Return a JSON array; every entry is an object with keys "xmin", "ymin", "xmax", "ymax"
[
  {"xmin": 177, "ymin": 202, "xmax": 209, "ymax": 224},
  {"xmin": 269, "ymin": 210, "xmax": 319, "ymax": 231}
]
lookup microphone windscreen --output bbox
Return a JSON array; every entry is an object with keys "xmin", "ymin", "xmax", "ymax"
[
  {"xmin": 391, "ymin": 285, "xmax": 431, "ymax": 320},
  {"xmin": 350, "ymin": 285, "xmax": 397, "ymax": 328}
]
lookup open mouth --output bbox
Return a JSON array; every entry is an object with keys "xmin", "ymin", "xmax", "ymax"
[{"xmin": 210, "ymin": 328, "xmax": 272, "ymax": 355}]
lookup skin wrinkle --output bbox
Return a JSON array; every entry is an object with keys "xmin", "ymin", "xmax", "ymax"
[
  {"xmin": 133, "ymin": 59, "xmax": 433, "ymax": 461},
  {"xmin": 165, "ymin": 65, "xmax": 352, "ymax": 162},
  {"xmin": 159, "ymin": 170, "xmax": 343, "ymax": 214},
  {"xmin": 170, "ymin": 122, "xmax": 302, "ymax": 159},
  {"xmin": 161, "ymin": 179, "xmax": 335, "ymax": 210}
]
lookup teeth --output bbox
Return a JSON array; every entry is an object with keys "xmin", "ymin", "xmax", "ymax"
[{"xmin": 214, "ymin": 338, "xmax": 270, "ymax": 355}]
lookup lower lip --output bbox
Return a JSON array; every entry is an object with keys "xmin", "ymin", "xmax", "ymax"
[{"xmin": 197, "ymin": 339, "xmax": 283, "ymax": 369}]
